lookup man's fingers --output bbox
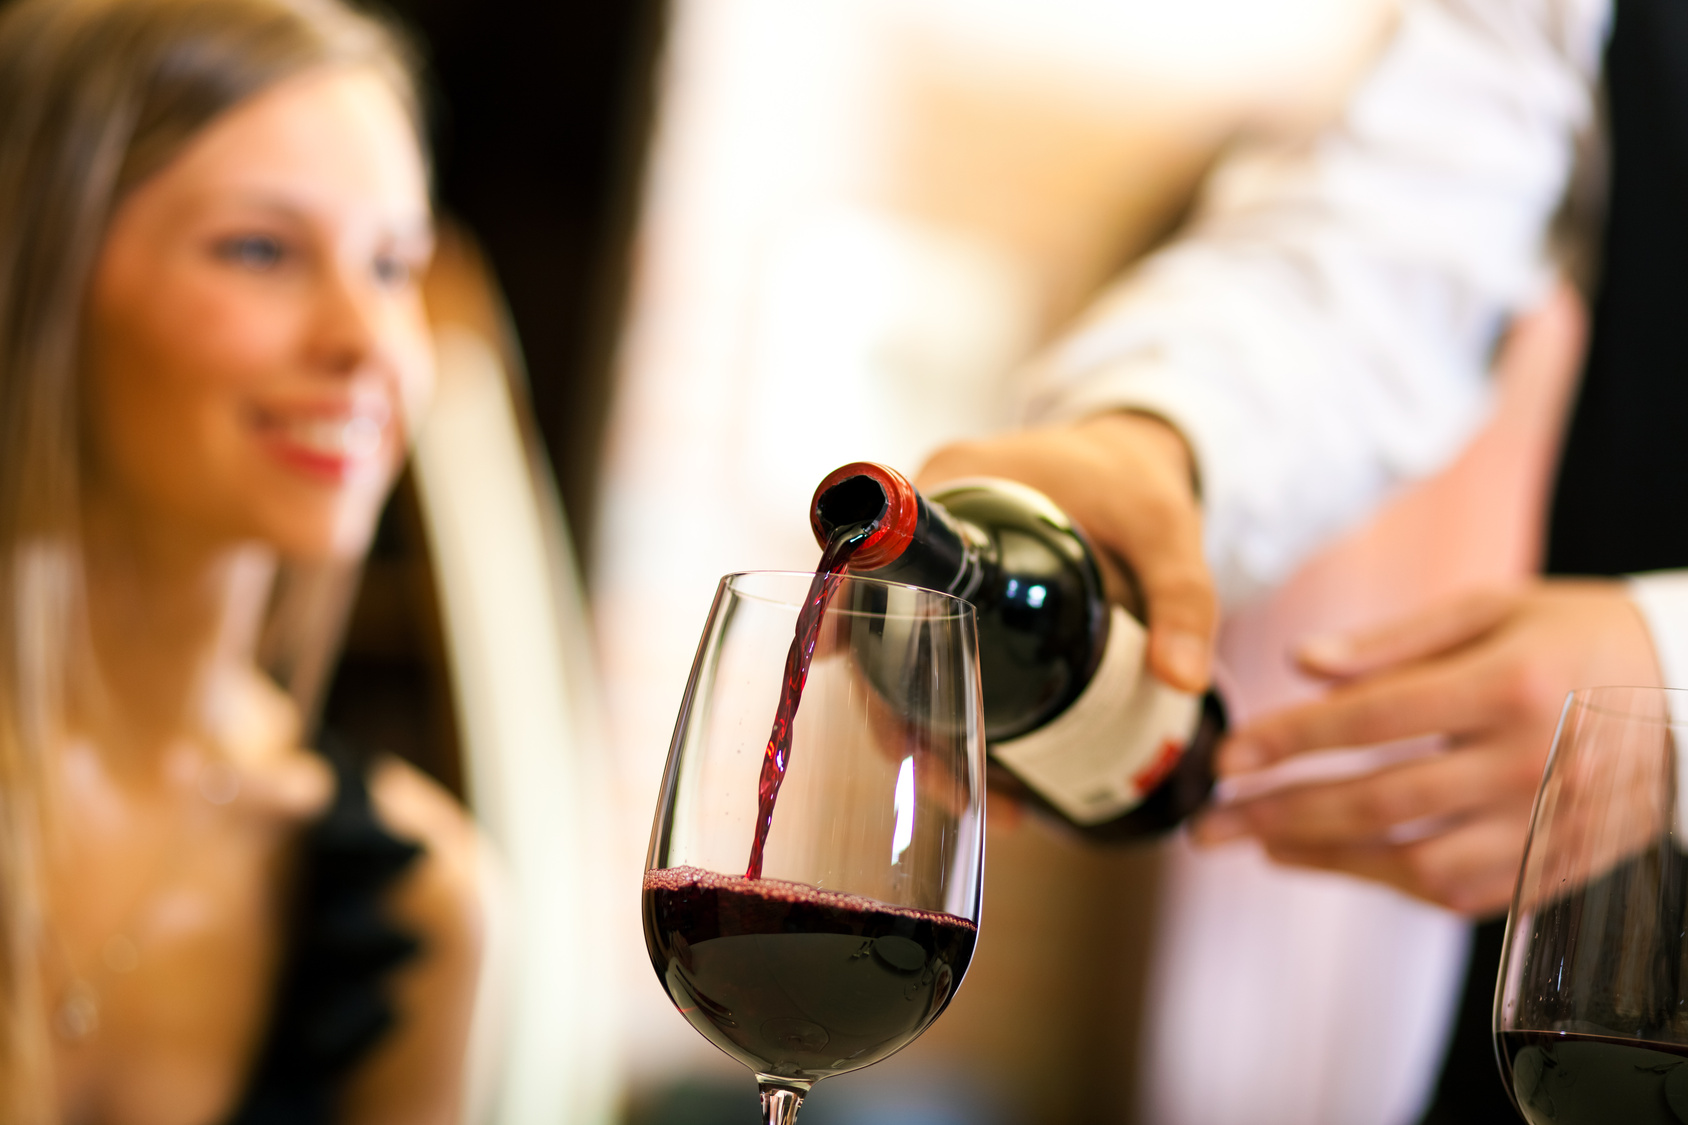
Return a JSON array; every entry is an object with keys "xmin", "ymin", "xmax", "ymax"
[
  {"xmin": 919, "ymin": 414, "xmax": 1215, "ymax": 693},
  {"xmin": 1196, "ymin": 741, "xmax": 1536, "ymax": 849},
  {"xmin": 1296, "ymin": 586, "xmax": 1518, "ymax": 679},
  {"xmin": 1121, "ymin": 515, "xmax": 1215, "ymax": 693},
  {"xmin": 1221, "ymin": 652, "xmax": 1501, "ymax": 774},
  {"xmin": 1102, "ymin": 508, "xmax": 1214, "ymax": 693},
  {"xmin": 1073, "ymin": 416, "xmax": 1214, "ymax": 692},
  {"xmin": 1263, "ymin": 809, "xmax": 1532, "ymax": 915}
]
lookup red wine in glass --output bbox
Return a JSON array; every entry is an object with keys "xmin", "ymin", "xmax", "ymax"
[
  {"xmin": 644, "ymin": 866, "xmax": 977, "ymax": 1082},
  {"xmin": 1499, "ymin": 1030, "xmax": 1688, "ymax": 1124}
]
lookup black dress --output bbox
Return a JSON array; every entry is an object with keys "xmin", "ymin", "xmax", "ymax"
[{"xmin": 222, "ymin": 736, "xmax": 423, "ymax": 1125}]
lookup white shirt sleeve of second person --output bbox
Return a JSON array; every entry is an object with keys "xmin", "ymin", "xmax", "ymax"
[
  {"xmin": 1021, "ymin": 0, "xmax": 1608, "ymax": 608},
  {"xmin": 1629, "ymin": 573, "xmax": 1688, "ymax": 693}
]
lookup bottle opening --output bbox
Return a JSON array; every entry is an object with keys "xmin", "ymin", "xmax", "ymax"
[
  {"xmin": 814, "ymin": 474, "xmax": 887, "ymax": 532},
  {"xmin": 810, "ymin": 462, "xmax": 919, "ymax": 569}
]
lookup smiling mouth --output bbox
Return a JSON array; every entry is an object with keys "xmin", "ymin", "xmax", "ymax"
[{"xmin": 252, "ymin": 404, "xmax": 390, "ymax": 479}]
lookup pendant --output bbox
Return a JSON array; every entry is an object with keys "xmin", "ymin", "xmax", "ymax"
[{"xmin": 54, "ymin": 978, "xmax": 99, "ymax": 1042}]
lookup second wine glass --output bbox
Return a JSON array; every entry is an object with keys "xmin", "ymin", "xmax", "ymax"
[
  {"xmin": 1495, "ymin": 685, "xmax": 1688, "ymax": 1123},
  {"xmin": 643, "ymin": 571, "xmax": 986, "ymax": 1125}
]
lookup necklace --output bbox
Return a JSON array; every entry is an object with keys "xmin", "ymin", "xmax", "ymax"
[
  {"xmin": 45, "ymin": 755, "xmax": 242, "ymax": 1044},
  {"xmin": 51, "ymin": 936, "xmax": 141, "ymax": 1042}
]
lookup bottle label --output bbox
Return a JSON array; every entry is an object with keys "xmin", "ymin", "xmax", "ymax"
[{"xmin": 990, "ymin": 606, "xmax": 1200, "ymax": 826}]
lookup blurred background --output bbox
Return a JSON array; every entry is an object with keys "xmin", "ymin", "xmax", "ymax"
[{"xmin": 309, "ymin": 0, "xmax": 1404, "ymax": 1121}]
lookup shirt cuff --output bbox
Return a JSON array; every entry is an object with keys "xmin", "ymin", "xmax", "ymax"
[{"xmin": 1627, "ymin": 570, "xmax": 1688, "ymax": 690}]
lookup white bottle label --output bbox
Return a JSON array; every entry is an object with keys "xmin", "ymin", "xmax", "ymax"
[{"xmin": 990, "ymin": 605, "xmax": 1200, "ymax": 826}]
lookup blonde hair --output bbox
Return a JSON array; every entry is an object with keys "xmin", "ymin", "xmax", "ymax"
[{"xmin": 0, "ymin": 0, "xmax": 422, "ymax": 1114}]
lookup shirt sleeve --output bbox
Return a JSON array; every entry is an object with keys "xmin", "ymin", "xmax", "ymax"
[
  {"xmin": 1628, "ymin": 572, "xmax": 1688, "ymax": 691},
  {"xmin": 1022, "ymin": 0, "xmax": 1608, "ymax": 607}
]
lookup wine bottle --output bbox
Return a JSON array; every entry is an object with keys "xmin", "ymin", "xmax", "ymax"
[{"xmin": 810, "ymin": 461, "xmax": 1224, "ymax": 839}]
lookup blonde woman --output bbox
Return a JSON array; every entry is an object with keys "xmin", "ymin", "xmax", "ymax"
[{"xmin": 0, "ymin": 0, "xmax": 482, "ymax": 1120}]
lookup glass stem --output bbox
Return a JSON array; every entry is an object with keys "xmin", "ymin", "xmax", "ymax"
[{"xmin": 759, "ymin": 1081, "xmax": 807, "ymax": 1124}]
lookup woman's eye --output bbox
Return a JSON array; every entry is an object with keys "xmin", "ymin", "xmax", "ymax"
[
  {"xmin": 215, "ymin": 235, "xmax": 286, "ymax": 271},
  {"xmin": 373, "ymin": 254, "xmax": 417, "ymax": 288}
]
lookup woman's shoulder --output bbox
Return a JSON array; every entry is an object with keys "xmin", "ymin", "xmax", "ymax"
[
  {"xmin": 365, "ymin": 754, "xmax": 482, "ymax": 936},
  {"xmin": 337, "ymin": 754, "xmax": 486, "ymax": 1125}
]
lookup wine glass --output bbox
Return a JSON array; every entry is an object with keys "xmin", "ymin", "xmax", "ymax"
[
  {"xmin": 1495, "ymin": 685, "xmax": 1688, "ymax": 1124},
  {"xmin": 643, "ymin": 570, "xmax": 985, "ymax": 1125}
]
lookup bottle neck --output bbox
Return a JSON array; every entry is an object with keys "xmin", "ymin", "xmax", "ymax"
[{"xmin": 867, "ymin": 493, "xmax": 989, "ymax": 599}]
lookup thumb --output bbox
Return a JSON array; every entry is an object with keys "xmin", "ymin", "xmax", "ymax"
[
  {"xmin": 1295, "ymin": 586, "xmax": 1519, "ymax": 680},
  {"xmin": 1144, "ymin": 577, "xmax": 1218, "ymax": 694},
  {"xmin": 1089, "ymin": 539, "xmax": 1214, "ymax": 694}
]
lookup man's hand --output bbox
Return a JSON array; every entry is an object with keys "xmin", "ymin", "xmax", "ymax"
[
  {"xmin": 1193, "ymin": 580, "xmax": 1662, "ymax": 915},
  {"xmin": 918, "ymin": 412, "xmax": 1214, "ymax": 693}
]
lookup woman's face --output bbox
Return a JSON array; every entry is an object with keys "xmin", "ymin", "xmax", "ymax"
[{"xmin": 85, "ymin": 66, "xmax": 434, "ymax": 561}]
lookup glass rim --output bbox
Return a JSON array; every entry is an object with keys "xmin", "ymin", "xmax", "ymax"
[
  {"xmin": 1564, "ymin": 684, "xmax": 1688, "ymax": 724},
  {"xmin": 720, "ymin": 569, "xmax": 977, "ymax": 621}
]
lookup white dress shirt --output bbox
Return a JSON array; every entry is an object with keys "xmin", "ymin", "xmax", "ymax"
[{"xmin": 1021, "ymin": 0, "xmax": 1662, "ymax": 605}]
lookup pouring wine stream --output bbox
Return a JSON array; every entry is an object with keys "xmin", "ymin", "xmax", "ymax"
[{"xmin": 745, "ymin": 518, "xmax": 872, "ymax": 879}]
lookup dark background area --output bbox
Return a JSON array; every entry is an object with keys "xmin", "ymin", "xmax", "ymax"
[
  {"xmin": 387, "ymin": 0, "xmax": 665, "ymax": 555},
  {"xmin": 324, "ymin": 0, "xmax": 667, "ymax": 788}
]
